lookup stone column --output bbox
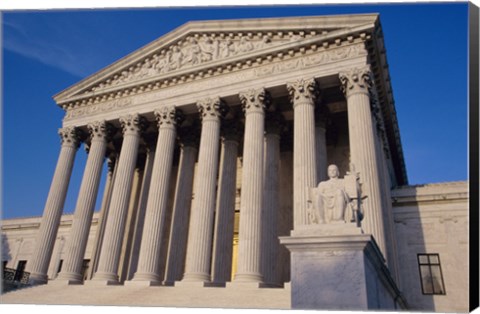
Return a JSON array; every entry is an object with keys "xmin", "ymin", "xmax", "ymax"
[
  {"xmin": 132, "ymin": 106, "xmax": 183, "ymax": 284},
  {"xmin": 234, "ymin": 88, "xmax": 269, "ymax": 283},
  {"xmin": 262, "ymin": 111, "xmax": 283, "ymax": 286},
  {"xmin": 126, "ymin": 141, "xmax": 155, "ymax": 281},
  {"xmin": 211, "ymin": 123, "xmax": 241, "ymax": 285},
  {"xmin": 164, "ymin": 129, "xmax": 198, "ymax": 285},
  {"xmin": 339, "ymin": 66, "xmax": 387, "ymax": 256},
  {"xmin": 315, "ymin": 106, "xmax": 328, "ymax": 182},
  {"xmin": 182, "ymin": 97, "xmax": 227, "ymax": 283},
  {"xmin": 57, "ymin": 121, "xmax": 112, "ymax": 283},
  {"xmin": 119, "ymin": 162, "xmax": 144, "ymax": 283},
  {"xmin": 27, "ymin": 127, "xmax": 81, "ymax": 284},
  {"xmin": 93, "ymin": 114, "xmax": 147, "ymax": 284},
  {"xmin": 286, "ymin": 78, "xmax": 318, "ymax": 228},
  {"xmin": 88, "ymin": 154, "xmax": 118, "ymax": 279},
  {"xmin": 370, "ymin": 89, "xmax": 400, "ymax": 282}
]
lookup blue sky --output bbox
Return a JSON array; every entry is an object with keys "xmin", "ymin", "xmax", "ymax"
[{"xmin": 2, "ymin": 3, "xmax": 469, "ymax": 219}]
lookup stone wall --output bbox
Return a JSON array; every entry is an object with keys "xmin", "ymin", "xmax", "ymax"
[
  {"xmin": 391, "ymin": 181, "xmax": 469, "ymax": 312},
  {"xmin": 2, "ymin": 213, "xmax": 100, "ymax": 280}
]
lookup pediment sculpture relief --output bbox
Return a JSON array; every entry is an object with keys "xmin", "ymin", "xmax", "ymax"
[
  {"xmin": 89, "ymin": 31, "xmax": 316, "ymax": 93},
  {"xmin": 307, "ymin": 164, "xmax": 364, "ymax": 225}
]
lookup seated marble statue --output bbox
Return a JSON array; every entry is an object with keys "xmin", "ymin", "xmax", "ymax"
[{"xmin": 308, "ymin": 164, "xmax": 360, "ymax": 224}]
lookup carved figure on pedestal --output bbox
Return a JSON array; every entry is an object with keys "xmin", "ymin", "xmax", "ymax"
[{"xmin": 308, "ymin": 164, "xmax": 363, "ymax": 225}]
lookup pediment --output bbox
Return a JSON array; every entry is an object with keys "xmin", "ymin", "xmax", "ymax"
[{"xmin": 53, "ymin": 14, "xmax": 378, "ymax": 105}]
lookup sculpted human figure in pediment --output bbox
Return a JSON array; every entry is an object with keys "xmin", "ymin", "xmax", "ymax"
[
  {"xmin": 219, "ymin": 38, "xmax": 234, "ymax": 58},
  {"xmin": 199, "ymin": 36, "xmax": 218, "ymax": 62},
  {"xmin": 235, "ymin": 36, "xmax": 254, "ymax": 54}
]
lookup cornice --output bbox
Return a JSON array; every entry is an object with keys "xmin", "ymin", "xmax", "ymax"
[
  {"xmin": 366, "ymin": 20, "xmax": 408, "ymax": 185},
  {"xmin": 1, "ymin": 212, "xmax": 101, "ymax": 231},
  {"xmin": 391, "ymin": 181, "xmax": 469, "ymax": 205},
  {"xmin": 54, "ymin": 15, "xmax": 378, "ymax": 108}
]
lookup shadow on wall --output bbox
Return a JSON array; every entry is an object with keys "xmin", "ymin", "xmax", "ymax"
[{"xmin": 392, "ymin": 186, "xmax": 435, "ymax": 311}]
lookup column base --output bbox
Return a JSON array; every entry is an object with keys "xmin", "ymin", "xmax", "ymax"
[
  {"xmin": 55, "ymin": 271, "xmax": 83, "ymax": 284},
  {"xmin": 280, "ymin": 223, "xmax": 407, "ymax": 311},
  {"xmin": 233, "ymin": 272, "xmax": 263, "ymax": 283},
  {"xmin": 130, "ymin": 272, "xmax": 162, "ymax": 283},
  {"xmin": 181, "ymin": 272, "xmax": 210, "ymax": 282},
  {"xmin": 27, "ymin": 272, "xmax": 48, "ymax": 285},
  {"xmin": 90, "ymin": 271, "xmax": 120, "ymax": 285}
]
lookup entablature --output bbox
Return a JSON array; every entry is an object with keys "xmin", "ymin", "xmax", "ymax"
[
  {"xmin": 61, "ymin": 41, "xmax": 368, "ymax": 127},
  {"xmin": 57, "ymin": 31, "xmax": 372, "ymax": 111}
]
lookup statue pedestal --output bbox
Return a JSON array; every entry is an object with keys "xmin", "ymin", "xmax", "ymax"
[{"xmin": 280, "ymin": 223, "xmax": 406, "ymax": 311}]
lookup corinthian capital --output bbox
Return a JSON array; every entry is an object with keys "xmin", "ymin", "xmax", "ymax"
[
  {"xmin": 339, "ymin": 66, "xmax": 372, "ymax": 97},
  {"xmin": 197, "ymin": 97, "xmax": 228, "ymax": 121},
  {"xmin": 286, "ymin": 78, "xmax": 318, "ymax": 107},
  {"xmin": 59, "ymin": 126, "xmax": 81, "ymax": 148},
  {"xmin": 154, "ymin": 106, "xmax": 184, "ymax": 129},
  {"xmin": 88, "ymin": 120, "xmax": 114, "ymax": 142},
  {"xmin": 239, "ymin": 88, "xmax": 271, "ymax": 115},
  {"xmin": 119, "ymin": 114, "xmax": 148, "ymax": 135}
]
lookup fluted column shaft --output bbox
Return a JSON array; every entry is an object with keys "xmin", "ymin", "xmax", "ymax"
[
  {"xmin": 119, "ymin": 165, "xmax": 144, "ymax": 282},
  {"xmin": 27, "ymin": 127, "xmax": 80, "ymax": 284},
  {"xmin": 89, "ymin": 156, "xmax": 118, "ymax": 279},
  {"xmin": 370, "ymin": 88, "xmax": 400, "ymax": 281},
  {"xmin": 340, "ymin": 67, "xmax": 387, "ymax": 256},
  {"xmin": 235, "ymin": 88, "xmax": 269, "ymax": 283},
  {"xmin": 58, "ymin": 121, "xmax": 111, "ymax": 283},
  {"xmin": 164, "ymin": 139, "xmax": 198, "ymax": 284},
  {"xmin": 183, "ymin": 98, "xmax": 225, "ymax": 282},
  {"xmin": 262, "ymin": 120, "xmax": 281, "ymax": 285},
  {"xmin": 211, "ymin": 133, "xmax": 239, "ymax": 284},
  {"xmin": 133, "ymin": 106, "xmax": 182, "ymax": 283},
  {"xmin": 93, "ymin": 114, "xmax": 146, "ymax": 283},
  {"xmin": 127, "ymin": 145, "xmax": 155, "ymax": 281},
  {"xmin": 287, "ymin": 79, "xmax": 318, "ymax": 228},
  {"xmin": 377, "ymin": 133, "xmax": 400, "ymax": 281}
]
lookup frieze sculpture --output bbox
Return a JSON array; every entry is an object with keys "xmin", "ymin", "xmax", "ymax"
[
  {"xmin": 307, "ymin": 164, "xmax": 364, "ymax": 225},
  {"xmin": 90, "ymin": 33, "xmax": 283, "ymax": 92},
  {"xmin": 64, "ymin": 44, "xmax": 366, "ymax": 121}
]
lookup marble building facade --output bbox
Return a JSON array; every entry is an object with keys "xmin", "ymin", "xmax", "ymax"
[{"xmin": 1, "ymin": 14, "xmax": 469, "ymax": 312}]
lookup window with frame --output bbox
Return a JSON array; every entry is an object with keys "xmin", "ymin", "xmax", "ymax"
[{"xmin": 417, "ymin": 253, "xmax": 446, "ymax": 295}]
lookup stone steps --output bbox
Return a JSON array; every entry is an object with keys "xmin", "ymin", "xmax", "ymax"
[{"xmin": 1, "ymin": 282, "xmax": 291, "ymax": 309}]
